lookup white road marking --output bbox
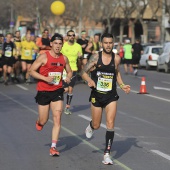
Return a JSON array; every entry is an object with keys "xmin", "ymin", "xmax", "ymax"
[
  {"xmin": 151, "ymin": 150, "xmax": 170, "ymax": 161},
  {"xmin": 153, "ymin": 86, "xmax": 170, "ymax": 91},
  {"xmin": 121, "ymin": 88, "xmax": 170, "ymax": 103},
  {"xmin": 162, "ymin": 81, "xmax": 170, "ymax": 85},
  {"xmin": 118, "ymin": 111, "xmax": 166, "ymax": 129},
  {"xmin": 78, "ymin": 114, "xmax": 122, "ymax": 137},
  {"xmin": 16, "ymin": 84, "xmax": 28, "ymax": 91}
]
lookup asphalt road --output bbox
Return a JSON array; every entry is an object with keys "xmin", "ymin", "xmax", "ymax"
[{"xmin": 0, "ymin": 66, "xmax": 170, "ymax": 170}]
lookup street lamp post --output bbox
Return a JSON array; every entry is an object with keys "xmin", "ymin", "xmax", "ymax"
[
  {"xmin": 78, "ymin": 0, "xmax": 83, "ymax": 36},
  {"xmin": 161, "ymin": 0, "xmax": 166, "ymax": 44},
  {"xmin": 36, "ymin": 0, "xmax": 40, "ymax": 36},
  {"xmin": 10, "ymin": 3, "xmax": 14, "ymax": 33}
]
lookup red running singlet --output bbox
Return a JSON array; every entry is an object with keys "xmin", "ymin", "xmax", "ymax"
[{"xmin": 37, "ymin": 51, "xmax": 66, "ymax": 91}]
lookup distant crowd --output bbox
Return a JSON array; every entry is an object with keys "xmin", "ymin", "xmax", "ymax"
[{"xmin": 0, "ymin": 28, "xmax": 143, "ymax": 86}]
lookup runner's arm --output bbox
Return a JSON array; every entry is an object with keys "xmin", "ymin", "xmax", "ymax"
[
  {"xmin": 29, "ymin": 53, "xmax": 54, "ymax": 83},
  {"xmin": 115, "ymin": 54, "xmax": 130, "ymax": 94},
  {"xmin": 80, "ymin": 53, "xmax": 98, "ymax": 88},
  {"xmin": 64, "ymin": 56, "xmax": 72, "ymax": 82},
  {"xmin": 85, "ymin": 42, "xmax": 93, "ymax": 53},
  {"xmin": 77, "ymin": 51, "xmax": 83, "ymax": 72}
]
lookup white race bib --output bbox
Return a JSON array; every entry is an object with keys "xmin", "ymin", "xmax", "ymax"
[
  {"xmin": 48, "ymin": 72, "xmax": 62, "ymax": 85},
  {"xmin": 5, "ymin": 51, "xmax": 12, "ymax": 57},
  {"xmin": 97, "ymin": 77, "xmax": 112, "ymax": 92},
  {"xmin": 24, "ymin": 50, "xmax": 31, "ymax": 56}
]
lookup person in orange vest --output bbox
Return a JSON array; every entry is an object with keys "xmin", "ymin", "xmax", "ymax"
[{"xmin": 36, "ymin": 29, "xmax": 51, "ymax": 55}]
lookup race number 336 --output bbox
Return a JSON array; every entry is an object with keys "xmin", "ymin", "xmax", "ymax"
[{"xmin": 97, "ymin": 78, "xmax": 112, "ymax": 91}]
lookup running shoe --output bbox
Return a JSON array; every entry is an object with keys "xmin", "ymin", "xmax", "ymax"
[
  {"xmin": 50, "ymin": 147, "xmax": 60, "ymax": 156},
  {"xmin": 102, "ymin": 153, "xmax": 113, "ymax": 165},
  {"xmin": 64, "ymin": 108, "xmax": 72, "ymax": 115},
  {"xmin": 133, "ymin": 69, "xmax": 138, "ymax": 76},
  {"xmin": 85, "ymin": 124, "xmax": 94, "ymax": 138},
  {"xmin": 36, "ymin": 121, "xmax": 43, "ymax": 131},
  {"xmin": 25, "ymin": 79, "xmax": 31, "ymax": 85}
]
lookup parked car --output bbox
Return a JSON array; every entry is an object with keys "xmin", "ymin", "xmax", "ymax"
[
  {"xmin": 139, "ymin": 45, "xmax": 163, "ymax": 70},
  {"xmin": 142, "ymin": 43, "xmax": 159, "ymax": 51},
  {"xmin": 157, "ymin": 42, "xmax": 170, "ymax": 73}
]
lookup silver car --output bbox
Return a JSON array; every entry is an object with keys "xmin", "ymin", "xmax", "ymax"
[
  {"xmin": 139, "ymin": 45, "xmax": 163, "ymax": 70},
  {"xmin": 157, "ymin": 42, "xmax": 170, "ymax": 73}
]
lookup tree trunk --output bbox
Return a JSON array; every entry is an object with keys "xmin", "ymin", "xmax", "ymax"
[
  {"xmin": 131, "ymin": 22, "xmax": 135, "ymax": 44},
  {"xmin": 141, "ymin": 22, "xmax": 148, "ymax": 43},
  {"xmin": 128, "ymin": 20, "xmax": 135, "ymax": 43},
  {"xmin": 107, "ymin": 18, "xmax": 112, "ymax": 33},
  {"xmin": 119, "ymin": 21, "xmax": 124, "ymax": 43}
]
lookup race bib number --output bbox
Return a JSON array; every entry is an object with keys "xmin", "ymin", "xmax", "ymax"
[
  {"xmin": 48, "ymin": 72, "xmax": 61, "ymax": 85},
  {"xmin": 5, "ymin": 51, "xmax": 12, "ymax": 57},
  {"xmin": 97, "ymin": 77, "xmax": 112, "ymax": 92},
  {"xmin": 24, "ymin": 50, "xmax": 31, "ymax": 56}
]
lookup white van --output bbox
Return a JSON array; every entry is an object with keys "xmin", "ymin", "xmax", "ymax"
[{"xmin": 157, "ymin": 42, "xmax": 170, "ymax": 73}]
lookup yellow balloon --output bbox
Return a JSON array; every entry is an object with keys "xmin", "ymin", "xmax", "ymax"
[{"xmin": 50, "ymin": 1, "xmax": 65, "ymax": 15}]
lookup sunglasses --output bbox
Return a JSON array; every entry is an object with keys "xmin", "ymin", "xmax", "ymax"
[{"xmin": 68, "ymin": 34, "xmax": 75, "ymax": 37}]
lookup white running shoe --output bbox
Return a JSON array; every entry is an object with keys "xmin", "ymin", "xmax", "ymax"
[
  {"xmin": 64, "ymin": 108, "xmax": 72, "ymax": 115},
  {"xmin": 133, "ymin": 69, "xmax": 138, "ymax": 76},
  {"xmin": 102, "ymin": 153, "xmax": 113, "ymax": 165},
  {"xmin": 85, "ymin": 124, "xmax": 94, "ymax": 138}
]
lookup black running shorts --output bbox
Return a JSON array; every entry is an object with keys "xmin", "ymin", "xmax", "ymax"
[
  {"xmin": 62, "ymin": 71, "xmax": 77, "ymax": 88},
  {"xmin": 89, "ymin": 90, "xmax": 119, "ymax": 108},
  {"xmin": 21, "ymin": 59, "xmax": 34, "ymax": 64},
  {"xmin": 35, "ymin": 88, "xmax": 64, "ymax": 105},
  {"xmin": 2, "ymin": 57, "xmax": 14, "ymax": 67}
]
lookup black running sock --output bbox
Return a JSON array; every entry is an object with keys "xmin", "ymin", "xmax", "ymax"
[
  {"xmin": 104, "ymin": 130, "xmax": 114, "ymax": 154},
  {"xmin": 90, "ymin": 120, "xmax": 94, "ymax": 130},
  {"xmin": 66, "ymin": 94, "xmax": 73, "ymax": 105},
  {"xmin": 133, "ymin": 66, "xmax": 137, "ymax": 70},
  {"xmin": 6, "ymin": 73, "xmax": 10, "ymax": 80},
  {"xmin": 22, "ymin": 71, "xmax": 26, "ymax": 80}
]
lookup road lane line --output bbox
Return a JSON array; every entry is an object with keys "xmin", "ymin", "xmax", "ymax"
[
  {"xmin": 78, "ymin": 114, "xmax": 120, "ymax": 130},
  {"xmin": 153, "ymin": 86, "xmax": 170, "ymax": 91},
  {"xmin": 118, "ymin": 88, "xmax": 170, "ymax": 103},
  {"xmin": 118, "ymin": 111, "xmax": 166, "ymax": 129},
  {"xmin": 16, "ymin": 84, "xmax": 28, "ymax": 91},
  {"xmin": 162, "ymin": 81, "xmax": 170, "ymax": 85},
  {"xmin": 0, "ymin": 91, "xmax": 132, "ymax": 170},
  {"xmin": 151, "ymin": 150, "xmax": 170, "ymax": 161},
  {"xmin": 78, "ymin": 114, "xmax": 122, "ymax": 137}
]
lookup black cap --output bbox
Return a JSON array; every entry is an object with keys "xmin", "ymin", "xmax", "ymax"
[
  {"xmin": 0, "ymin": 33, "xmax": 4, "ymax": 37},
  {"xmin": 50, "ymin": 33, "xmax": 63, "ymax": 42}
]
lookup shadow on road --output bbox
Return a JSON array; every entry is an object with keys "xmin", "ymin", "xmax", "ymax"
[
  {"xmin": 70, "ymin": 104, "xmax": 91, "ymax": 113},
  {"xmin": 44, "ymin": 134, "xmax": 91, "ymax": 153},
  {"xmin": 112, "ymin": 138, "xmax": 142, "ymax": 159}
]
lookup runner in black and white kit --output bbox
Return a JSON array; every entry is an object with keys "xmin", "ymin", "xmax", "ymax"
[{"xmin": 81, "ymin": 33, "xmax": 131, "ymax": 165}]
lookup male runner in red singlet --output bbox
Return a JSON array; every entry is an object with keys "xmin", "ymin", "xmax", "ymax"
[{"xmin": 29, "ymin": 33, "xmax": 72, "ymax": 156}]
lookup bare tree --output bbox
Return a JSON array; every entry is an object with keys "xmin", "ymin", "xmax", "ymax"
[{"xmin": 116, "ymin": 0, "xmax": 136, "ymax": 43}]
